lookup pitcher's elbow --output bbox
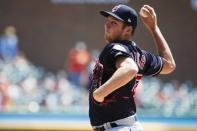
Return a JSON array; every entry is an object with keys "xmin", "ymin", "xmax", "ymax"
[
  {"xmin": 171, "ymin": 62, "xmax": 176, "ymax": 72},
  {"xmin": 167, "ymin": 62, "xmax": 176, "ymax": 73},
  {"xmin": 161, "ymin": 61, "xmax": 176, "ymax": 74}
]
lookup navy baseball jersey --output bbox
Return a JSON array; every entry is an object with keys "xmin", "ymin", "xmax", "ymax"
[{"xmin": 89, "ymin": 40, "xmax": 163, "ymax": 126}]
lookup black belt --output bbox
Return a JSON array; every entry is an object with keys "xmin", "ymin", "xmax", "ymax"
[{"xmin": 94, "ymin": 122, "xmax": 118, "ymax": 131}]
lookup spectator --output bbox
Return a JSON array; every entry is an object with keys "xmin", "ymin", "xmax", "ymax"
[
  {"xmin": 66, "ymin": 41, "xmax": 90, "ymax": 88},
  {"xmin": 0, "ymin": 78, "xmax": 11, "ymax": 111},
  {"xmin": 0, "ymin": 25, "xmax": 18, "ymax": 61}
]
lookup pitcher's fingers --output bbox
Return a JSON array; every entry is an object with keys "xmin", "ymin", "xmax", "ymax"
[
  {"xmin": 143, "ymin": 5, "xmax": 155, "ymax": 16},
  {"xmin": 141, "ymin": 7, "xmax": 151, "ymax": 16}
]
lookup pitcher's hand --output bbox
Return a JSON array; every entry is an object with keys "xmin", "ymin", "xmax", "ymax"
[{"xmin": 140, "ymin": 5, "xmax": 158, "ymax": 32}]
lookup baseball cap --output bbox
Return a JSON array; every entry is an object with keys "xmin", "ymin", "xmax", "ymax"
[{"xmin": 100, "ymin": 4, "xmax": 138, "ymax": 30}]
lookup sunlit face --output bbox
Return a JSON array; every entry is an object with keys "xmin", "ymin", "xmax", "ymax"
[{"xmin": 104, "ymin": 16, "xmax": 126, "ymax": 43}]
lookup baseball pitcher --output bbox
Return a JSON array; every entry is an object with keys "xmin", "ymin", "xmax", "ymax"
[{"xmin": 89, "ymin": 4, "xmax": 176, "ymax": 131}]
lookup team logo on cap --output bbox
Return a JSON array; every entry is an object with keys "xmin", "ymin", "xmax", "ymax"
[{"xmin": 112, "ymin": 5, "xmax": 121, "ymax": 12}]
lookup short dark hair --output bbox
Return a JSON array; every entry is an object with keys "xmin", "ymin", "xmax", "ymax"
[{"xmin": 122, "ymin": 23, "xmax": 135, "ymax": 35}]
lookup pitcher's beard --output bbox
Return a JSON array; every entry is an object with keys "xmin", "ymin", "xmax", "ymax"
[{"xmin": 104, "ymin": 33, "xmax": 122, "ymax": 43}]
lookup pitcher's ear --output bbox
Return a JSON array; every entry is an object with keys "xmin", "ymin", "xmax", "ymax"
[{"xmin": 124, "ymin": 26, "xmax": 133, "ymax": 36}]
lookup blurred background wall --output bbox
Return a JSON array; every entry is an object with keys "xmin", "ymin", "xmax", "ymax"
[{"xmin": 0, "ymin": 0, "xmax": 197, "ymax": 84}]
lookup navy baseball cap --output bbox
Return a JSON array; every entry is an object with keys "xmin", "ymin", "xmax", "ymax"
[{"xmin": 100, "ymin": 4, "xmax": 138, "ymax": 30}]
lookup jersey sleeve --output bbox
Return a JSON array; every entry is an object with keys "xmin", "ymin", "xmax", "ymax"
[
  {"xmin": 105, "ymin": 44, "xmax": 132, "ymax": 70},
  {"xmin": 142, "ymin": 50, "xmax": 164, "ymax": 76}
]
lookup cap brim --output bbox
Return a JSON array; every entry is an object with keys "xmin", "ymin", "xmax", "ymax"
[{"xmin": 100, "ymin": 11, "xmax": 124, "ymax": 22}]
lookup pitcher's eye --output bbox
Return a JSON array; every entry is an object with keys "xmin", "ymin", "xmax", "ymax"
[{"xmin": 111, "ymin": 21, "xmax": 117, "ymax": 25}]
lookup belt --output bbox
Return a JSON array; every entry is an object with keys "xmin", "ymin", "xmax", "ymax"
[
  {"xmin": 94, "ymin": 122, "xmax": 118, "ymax": 131},
  {"xmin": 93, "ymin": 114, "xmax": 137, "ymax": 131}
]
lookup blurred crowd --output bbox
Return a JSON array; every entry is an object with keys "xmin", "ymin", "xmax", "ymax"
[
  {"xmin": 0, "ymin": 25, "xmax": 196, "ymax": 117},
  {"xmin": 136, "ymin": 78, "xmax": 197, "ymax": 117}
]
